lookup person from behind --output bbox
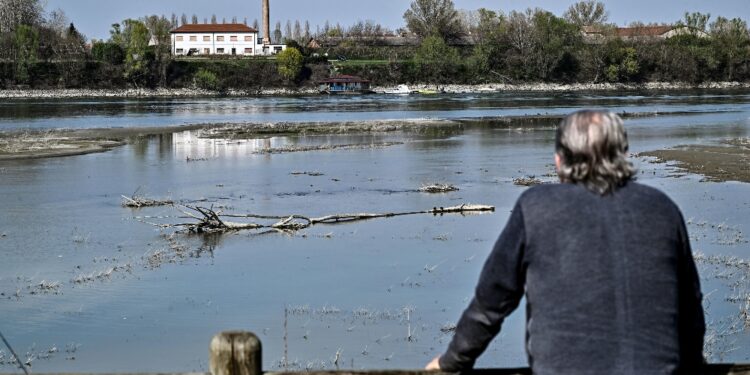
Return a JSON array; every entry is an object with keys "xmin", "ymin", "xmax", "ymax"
[{"xmin": 426, "ymin": 110, "xmax": 705, "ymax": 374}]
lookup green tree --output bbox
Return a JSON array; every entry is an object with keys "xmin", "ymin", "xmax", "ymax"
[
  {"xmin": 142, "ymin": 15, "xmax": 173, "ymax": 85},
  {"xmin": 92, "ymin": 41, "xmax": 125, "ymax": 64},
  {"xmin": 403, "ymin": 0, "xmax": 464, "ymax": 42},
  {"xmin": 603, "ymin": 42, "xmax": 640, "ymax": 82},
  {"xmin": 710, "ymin": 16, "xmax": 750, "ymax": 80},
  {"xmin": 118, "ymin": 19, "xmax": 152, "ymax": 85},
  {"xmin": 276, "ymin": 47, "xmax": 304, "ymax": 81},
  {"xmin": 531, "ymin": 10, "xmax": 582, "ymax": 80},
  {"xmin": 413, "ymin": 35, "xmax": 460, "ymax": 86},
  {"xmin": 563, "ymin": 1, "xmax": 608, "ymax": 26},
  {"xmin": 468, "ymin": 9, "xmax": 509, "ymax": 78},
  {"xmin": 13, "ymin": 24, "xmax": 39, "ymax": 84}
]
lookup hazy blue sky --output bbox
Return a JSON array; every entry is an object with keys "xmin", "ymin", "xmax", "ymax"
[{"xmin": 56, "ymin": 0, "xmax": 749, "ymax": 41}]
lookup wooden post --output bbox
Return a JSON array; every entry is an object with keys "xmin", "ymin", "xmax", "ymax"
[{"xmin": 210, "ymin": 331, "xmax": 262, "ymax": 375}]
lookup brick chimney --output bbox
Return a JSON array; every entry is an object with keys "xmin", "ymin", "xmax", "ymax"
[{"xmin": 262, "ymin": 0, "xmax": 270, "ymax": 45}]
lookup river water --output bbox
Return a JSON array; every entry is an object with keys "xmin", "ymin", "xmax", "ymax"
[{"xmin": 0, "ymin": 91, "xmax": 749, "ymax": 372}]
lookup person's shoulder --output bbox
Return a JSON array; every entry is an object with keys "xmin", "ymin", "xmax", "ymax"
[
  {"xmin": 519, "ymin": 183, "xmax": 581, "ymax": 202},
  {"xmin": 516, "ymin": 183, "xmax": 581, "ymax": 212},
  {"xmin": 622, "ymin": 181, "xmax": 683, "ymax": 215}
]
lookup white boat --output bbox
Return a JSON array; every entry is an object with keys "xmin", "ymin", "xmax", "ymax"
[{"xmin": 382, "ymin": 85, "xmax": 412, "ymax": 95}]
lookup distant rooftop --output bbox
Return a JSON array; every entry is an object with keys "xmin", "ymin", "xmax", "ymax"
[{"xmin": 171, "ymin": 23, "xmax": 258, "ymax": 33}]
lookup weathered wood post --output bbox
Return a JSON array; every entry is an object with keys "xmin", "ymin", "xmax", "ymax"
[{"xmin": 210, "ymin": 331, "xmax": 262, "ymax": 375}]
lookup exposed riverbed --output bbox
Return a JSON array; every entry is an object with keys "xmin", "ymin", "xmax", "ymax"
[{"xmin": 0, "ymin": 91, "xmax": 749, "ymax": 372}]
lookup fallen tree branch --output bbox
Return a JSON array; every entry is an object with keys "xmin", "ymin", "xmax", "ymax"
[{"xmin": 143, "ymin": 204, "xmax": 495, "ymax": 234}]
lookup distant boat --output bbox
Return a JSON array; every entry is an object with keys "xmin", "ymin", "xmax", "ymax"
[
  {"xmin": 318, "ymin": 75, "xmax": 374, "ymax": 95},
  {"xmin": 382, "ymin": 85, "xmax": 412, "ymax": 95}
]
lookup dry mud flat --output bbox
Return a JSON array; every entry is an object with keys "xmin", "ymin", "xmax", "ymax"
[
  {"xmin": 639, "ymin": 138, "xmax": 750, "ymax": 183},
  {"xmin": 0, "ymin": 110, "xmax": 734, "ymax": 160}
]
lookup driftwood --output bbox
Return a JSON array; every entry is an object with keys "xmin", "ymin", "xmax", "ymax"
[{"xmin": 148, "ymin": 204, "xmax": 495, "ymax": 234}]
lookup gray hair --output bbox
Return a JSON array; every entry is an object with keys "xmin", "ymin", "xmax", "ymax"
[{"xmin": 555, "ymin": 110, "xmax": 636, "ymax": 195}]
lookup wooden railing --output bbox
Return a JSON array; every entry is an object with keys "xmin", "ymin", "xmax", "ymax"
[{"xmin": 9, "ymin": 331, "xmax": 750, "ymax": 375}]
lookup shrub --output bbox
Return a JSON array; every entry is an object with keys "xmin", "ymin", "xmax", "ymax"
[{"xmin": 193, "ymin": 68, "xmax": 220, "ymax": 91}]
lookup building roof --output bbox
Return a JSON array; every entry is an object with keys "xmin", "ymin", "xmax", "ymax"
[
  {"xmin": 615, "ymin": 26, "xmax": 674, "ymax": 38},
  {"xmin": 582, "ymin": 25, "xmax": 680, "ymax": 37},
  {"xmin": 319, "ymin": 75, "xmax": 370, "ymax": 84},
  {"xmin": 171, "ymin": 24, "xmax": 258, "ymax": 34}
]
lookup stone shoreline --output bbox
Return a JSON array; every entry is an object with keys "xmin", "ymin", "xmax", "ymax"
[{"xmin": 1, "ymin": 81, "xmax": 748, "ymax": 99}]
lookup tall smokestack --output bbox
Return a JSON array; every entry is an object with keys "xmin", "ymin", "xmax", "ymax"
[{"xmin": 262, "ymin": 0, "xmax": 270, "ymax": 45}]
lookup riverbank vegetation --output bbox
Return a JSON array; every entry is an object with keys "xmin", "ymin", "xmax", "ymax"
[{"xmin": 0, "ymin": 0, "xmax": 748, "ymax": 91}]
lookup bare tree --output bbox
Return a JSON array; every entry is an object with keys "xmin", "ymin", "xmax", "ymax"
[
  {"xmin": 211, "ymin": 14, "xmax": 217, "ymax": 24},
  {"xmin": 0, "ymin": 0, "xmax": 44, "ymax": 33},
  {"xmin": 243, "ymin": 17, "xmax": 248, "ymax": 25},
  {"xmin": 304, "ymin": 20, "xmax": 310, "ymax": 39},
  {"xmin": 274, "ymin": 21, "xmax": 282, "ymax": 44},
  {"xmin": 171, "ymin": 13, "xmax": 178, "ymax": 28},
  {"xmin": 181, "ymin": 13, "xmax": 188, "ymax": 26},
  {"xmin": 232, "ymin": 16, "xmax": 237, "ymax": 24},
  {"xmin": 284, "ymin": 20, "xmax": 292, "ymax": 41},
  {"xmin": 293, "ymin": 20, "xmax": 301, "ymax": 41},
  {"xmin": 682, "ymin": 11, "xmax": 711, "ymax": 33},
  {"xmin": 191, "ymin": 14, "xmax": 198, "ymax": 24},
  {"xmin": 563, "ymin": 1, "xmax": 608, "ymax": 26},
  {"xmin": 403, "ymin": 0, "xmax": 464, "ymax": 41},
  {"xmin": 253, "ymin": 18, "xmax": 259, "ymax": 30},
  {"xmin": 222, "ymin": 17, "xmax": 226, "ymax": 24},
  {"xmin": 46, "ymin": 8, "xmax": 69, "ymax": 34}
]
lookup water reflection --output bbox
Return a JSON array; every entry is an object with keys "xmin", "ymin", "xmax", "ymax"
[{"xmin": 0, "ymin": 92, "xmax": 748, "ymax": 372}]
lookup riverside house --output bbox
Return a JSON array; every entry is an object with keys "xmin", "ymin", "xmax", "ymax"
[{"xmin": 170, "ymin": 23, "xmax": 286, "ymax": 57}]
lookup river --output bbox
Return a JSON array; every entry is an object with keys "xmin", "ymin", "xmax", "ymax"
[{"xmin": 0, "ymin": 91, "xmax": 749, "ymax": 372}]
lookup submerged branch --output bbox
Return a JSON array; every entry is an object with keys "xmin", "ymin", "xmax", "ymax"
[{"xmin": 145, "ymin": 204, "xmax": 495, "ymax": 234}]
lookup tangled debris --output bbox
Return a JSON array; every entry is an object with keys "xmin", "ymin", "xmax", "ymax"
[
  {"xmin": 513, "ymin": 176, "xmax": 544, "ymax": 186},
  {"xmin": 418, "ymin": 184, "xmax": 459, "ymax": 193},
  {"xmin": 143, "ymin": 203, "xmax": 495, "ymax": 234},
  {"xmin": 121, "ymin": 188, "xmax": 174, "ymax": 208}
]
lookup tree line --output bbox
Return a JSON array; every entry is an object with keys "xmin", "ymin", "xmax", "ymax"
[{"xmin": 1, "ymin": 0, "xmax": 748, "ymax": 90}]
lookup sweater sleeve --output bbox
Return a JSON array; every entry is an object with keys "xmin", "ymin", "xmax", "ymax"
[
  {"xmin": 676, "ymin": 212, "xmax": 705, "ymax": 367},
  {"xmin": 439, "ymin": 201, "xmax": 527, "ymax": 372}
]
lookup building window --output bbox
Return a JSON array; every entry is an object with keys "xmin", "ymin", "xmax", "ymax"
[
  {"xmin": 176, "ymin": 48, "xmax": 184, "ymax": 53},
  {"xmin": 244, "ymin": 48, "xmax": 252, "ymax": 54},
  {"xmin": 204, "ymin": 48, "xmax": 210, "ymax": 54},
  {"xmin": 189, "ymin": 35, "xmax": 197, "ymax": 41},
  {"xmin": 244, "ymin": 36, "xmax": 253, "ymax": 42},
  {"xmin": 216, "ymin": 48, "xmax": 225, "ymax": 54},
  {"xmin": 203, "ymin": 35, "xmax": 211, "ymax": 42},
  {"xmin": 216, "ymin": 36, "xmax": 224, "ymax": 41},
  {"xmin": 176, "ymin": 36, "xmax": 184, "ymax": 41},
  {"xmin": 230, "ymin": 36, "xmax": 238, "ymax": 42}
]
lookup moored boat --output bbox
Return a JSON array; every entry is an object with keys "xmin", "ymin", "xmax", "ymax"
[{"xmin": 382, "ymin": 84, "xmax": 412, "ymax": 95}]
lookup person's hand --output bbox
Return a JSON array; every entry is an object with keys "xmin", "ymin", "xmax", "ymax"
[{"xmin": 425, "ymin": 355, "xmax": 441, "ymax": 371}]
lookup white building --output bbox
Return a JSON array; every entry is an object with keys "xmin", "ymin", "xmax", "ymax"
[{"xmin": 170, "ymin": 23, "xmax": 286, "ymax": 57}]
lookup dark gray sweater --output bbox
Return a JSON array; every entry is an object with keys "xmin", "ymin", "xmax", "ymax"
[{"xmin": 439, "ymin": 182, "xmax": 705, "ymax": 374}]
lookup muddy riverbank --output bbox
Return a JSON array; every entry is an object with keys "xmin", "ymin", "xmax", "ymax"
[
  {"xmin": 1, "ymin": 81, "xmax": 749, "ymax": 99},
  {"xmin": 639, "ymin": 138, "xmax": 750, "ymax": 183}
]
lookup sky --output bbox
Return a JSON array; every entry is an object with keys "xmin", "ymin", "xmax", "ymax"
[{"xmin": 54, "ymin": 0, "xmax": 750, "ymax": 41}]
